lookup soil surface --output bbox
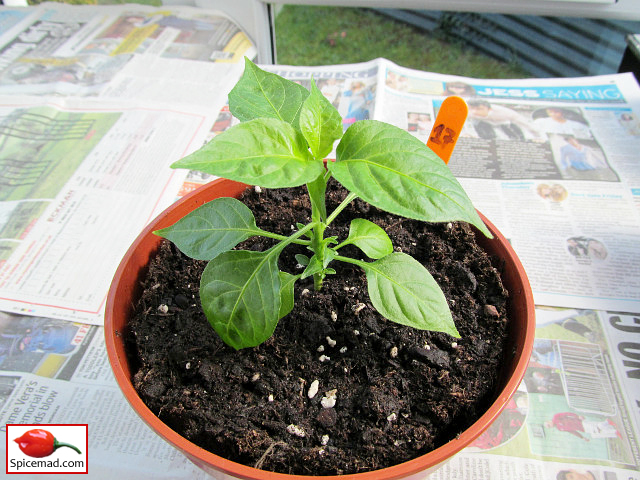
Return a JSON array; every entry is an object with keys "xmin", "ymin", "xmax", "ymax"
[{"xmin": 126, "ymin": 181, "xmax": 509, "ymax": 475}]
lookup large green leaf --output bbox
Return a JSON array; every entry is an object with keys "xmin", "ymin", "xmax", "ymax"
[
  {"xmin": 299, "ymin": 79, "xmax": 343, "ymax": 160},
  {"xmin": 229, "ymin": 58, "xmax": 309, "ymax": 127},
  {"xmin": 171, "ymin": 118, "xmax": 324, "ymax": 188},
  {"xmin": 329, "ymin": 120, "xmax": 491, "ymax": 237},
  {"xmin": 200, "ymin": 249, "xmax": 281, "ymax": 350},
  {"xmin": 360, "ymin": 252, "xmax": 459, "ymax": 337},
  {"xmin": 154, "ymin": 197, "xmax": 261, "ymax": 260},
  {"xmin": 341, "ymin": 218, "xmax": 393, "ymax": 259}
]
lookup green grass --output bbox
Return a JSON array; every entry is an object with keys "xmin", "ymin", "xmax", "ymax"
[{"xmin": 275, "ymin": 6, "xmax": 530, "ymax": 79}]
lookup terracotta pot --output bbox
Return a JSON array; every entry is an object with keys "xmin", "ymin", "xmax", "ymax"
[{"xmin": 105, "ymin": 178, "xmax": 535, "ymax": 480}]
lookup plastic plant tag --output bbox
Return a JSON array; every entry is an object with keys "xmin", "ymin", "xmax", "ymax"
[{"xmin": 427, "ymin": 96, "xmax": 468, "ymax": 164}]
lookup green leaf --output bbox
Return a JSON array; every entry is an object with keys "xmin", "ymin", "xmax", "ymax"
[
  {"xmin": 229, "ymin": 57, "xmax": 309, "ymax": 127},
  {"xmin": 200, "ymin": 249, "xmax": 281, "ymax": 350},
  {"xmin": 172, "ymin": 118, "xmax": 324, "ymax": 188},
  {"xmin": 299, "ymin": 79, "xmax": 343, "ymax": 160},
  {"xmin": 330, "ymin": 120, "xmax": 491, "ymax": 237},
  {"xmin": 295, "ymin": 254, "xmax": 310, "ymax": 266},
  {"xmin": 300, "ymin": 249, "xmax": 336, "ymax": 280},
  {"xmin": 278, "ymin": 271, "xmax": 298, "ymax": 320},
  {"xmin": 360, "ymin": 252, "xmax": 459, "ymax": 337},
  {"xmin": 154, "ymin": 197, "xmax": 261, "ymax": 261},
  {"xmin": 342, "ymin": 218, "xmax": 393, "ymax": 259},
  {"xmin": 300, "ymin": 254, "xmax": 323, "ymax": 280}
]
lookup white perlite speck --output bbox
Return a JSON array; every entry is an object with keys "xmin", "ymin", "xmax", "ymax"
[
  {"xmin": 254, "ymin": 185, "xmax": 262, "ymax": 193},
  {"xmin": 390, "ymin": 346, "xmax": 399, "ymax": 358},
  {"xmin": 353, "ymin": 303, "xmax": 365, "ymax": 313},
  {"xmin": 308, "ymin": 380, "xmax": 320, "ymax": 399},
  {"xmin": 319, "ymin": 354, "xmax": 330, "ymax": 362},
  {"xmin": 326, "ymin": 336, "xmax": 337, "ymax": 347},
  {"xmin": 321, "ymin": 389, "xmax": 337, "ymax": 408},
  {"xmin": 321, "ymin": 435, "xmax": 330, "ymax": 446},
  {"xmin": 387, "ymin": 413, "xmax": 397, "ymax": 422},
  {"xmin": 317, "ymin": 345, "xmax": 325, "ymax": 353},
  {"xmin": 339, "ymin": 346, "xmax": 348, "ymax": 354},
  {"xmin": 157, "ymin": 304, "xmax": 168, "ymax": 314},
  {"xmin": 330, "ymin": 311, "xmax": 338, "ymax": 322},
  {"xmin": 286, "ymin": 424, "xmax": 306, "ymax": 437}
]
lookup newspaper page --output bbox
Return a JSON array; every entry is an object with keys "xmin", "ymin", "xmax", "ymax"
[
  {"xmin": 0, "ymin": 2, "xmax": 255, "ymax": 102},
  {"xmin": 0, "ymin": 94, "xmax": 220, "ymax": 324}
]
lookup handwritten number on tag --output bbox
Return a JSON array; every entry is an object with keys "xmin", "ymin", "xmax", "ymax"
[{"xmin": 430, "ymin": 124, "xmax": 456, "ymax": 146}]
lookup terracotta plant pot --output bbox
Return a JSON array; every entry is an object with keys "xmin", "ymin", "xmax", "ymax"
[{"xmin": 105, "ymin": 178, "xmax": 535, "ymax": 480}]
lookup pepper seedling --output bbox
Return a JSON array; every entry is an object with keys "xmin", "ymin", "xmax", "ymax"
[{"xmin": 156, "ymin": 58, "xmax": 491, "ymax": 350}]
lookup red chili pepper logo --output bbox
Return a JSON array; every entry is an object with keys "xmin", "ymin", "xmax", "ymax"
[{"xmin": 14, "ymin": 429, "xmax": 82, "ymax": 458}]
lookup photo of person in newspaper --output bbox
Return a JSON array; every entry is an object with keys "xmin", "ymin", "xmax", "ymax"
[
  {"xmin": 341, "ymin": 80, "xmax": 375, "ymax": 129},
  {"xmin": 555, "ymin": 469, "xmax": 598, "ymax": 480},
  {"xmin": 549, "ymin": 135, "xmax": 618, "ymax": 181},
  {"xmin": 467, "ymin": 100, "xmax": 542, "ymax": 140},
  {"xmin": 533, "ymin": 107, "xmax": 592, "ymax": 138},
  {"xmin": 545, "ymin": 412, "xmax": 621, "ymax": 441},
  {"xmin": 0, "ymin": 313, "xmax": 91, "ymax": 378}
]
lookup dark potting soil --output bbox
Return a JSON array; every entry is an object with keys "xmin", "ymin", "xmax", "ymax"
[{"xmin": 127, "ymin": 181, "xmax": 509, "ymax": 475}]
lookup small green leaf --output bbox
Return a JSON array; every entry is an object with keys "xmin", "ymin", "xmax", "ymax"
[
  {"xmin": 295, "ymin": 254, "xmax": 310, "ymax": 266},
  {"xmin": 360, "ymin": 252, "xmax": 459, "ymax": 337},
  {"xmin": 278, "ymin": 271, "xmax": 298, "ymax": 320},
  {"xmin": 301, "ymin": 248, "xmax": 336, "ymax": 279},
  {"xmin": 342, "ymin": 218, "xmax": 393, "ymax": 259},
  {"xmin": 229, "ymin": 57, "xmax": 309, "ymax": 127},
  {"xmin": 330, "ymin": 120, "xmax": 491, "ymax": 237},
  {"xmin": 172, "ymin": 118, "xmax": 324, "ymax": 188},
  {"xmin": 200, "ymin": 249, "xmax": 281, "ymax": 350},
  {"xmin": 301, "ymin": 254, "xmax": 323, "ymax": 280},
  {"xmin": 299, "ymin": 79, "xmax": 343, "ymax": 160},
  {"xmin": 154, "ymin": 197, "xmax": 261, "ymax": 260}
]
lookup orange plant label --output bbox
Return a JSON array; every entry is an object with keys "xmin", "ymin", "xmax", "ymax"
[{"xmin": 427, "ymin": 96, "xmax": 468, "ymax": 164}]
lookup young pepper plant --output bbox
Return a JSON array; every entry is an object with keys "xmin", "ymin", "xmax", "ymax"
[{"xmin": 155, "ymin": 58, "xmax": 492, "ymax": 350}]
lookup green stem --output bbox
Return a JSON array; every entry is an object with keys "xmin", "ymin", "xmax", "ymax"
[
  {"xmin": 257, "ymin": 229, "xmax": 311, "ymax": 245},
  {"xmin": 310, "ymin": 222, "xmax": 327, "ymax": 291},
  {"xmin": 326, "ymin": 192, "xmax": 358, "ymax": 226},
  {"xmin": 269, "ymin": 222, "xmax": 317, "ymax": 256},
  {"xmin": 334, "ymin": 253, "xmax": 367, "ymax": 268}
]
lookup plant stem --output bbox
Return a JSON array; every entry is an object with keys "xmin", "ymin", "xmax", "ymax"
[
  {"xmin": 310, "ymin": 222, "xmax": 327, "ymax": 291},
  {"xmin": 326, "ymin": 192, "xmax": 358, "ymax": 226},
  {"xmin": 258, "ymin": 229, "xmax": 311, "ymax": 245},
  {"xmin": 269, "ymin": 222, "xmax": 317, "ymax": 255},
  {"xmin": 333, "ymin": 253, "xmax": 366, "ymax": 268}
]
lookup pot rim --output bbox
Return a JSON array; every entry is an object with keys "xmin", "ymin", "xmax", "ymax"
[{"xmin": 105, "ymin": 178, "xmax": 535, "ymax": 480}]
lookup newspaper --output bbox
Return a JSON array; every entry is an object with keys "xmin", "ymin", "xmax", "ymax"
[{"xmin": 0, "ymin": 3, "xmax": 638, "ymax": 478}]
